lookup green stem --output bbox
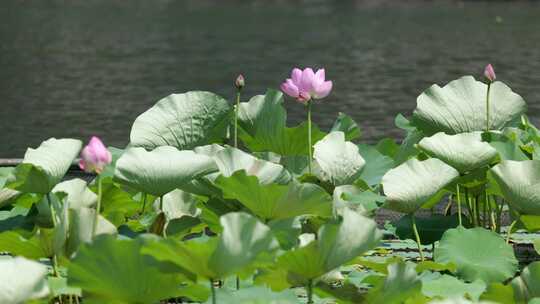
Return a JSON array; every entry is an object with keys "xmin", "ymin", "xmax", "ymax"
[
  {"xmin": 486, "ymin": 83, "xmax": 491, "ymax": 131},
  {"xmin": 92, "ymin": 176, "xmax": 102, "ymax": 238},
  {"xmin": 140, "ymin": 193, "xmax": 147, "ymax": 214},
  {"xmin": 159, "ymin": 195, "xmax": 164, "ymax": 211},
  {"xmin": 506, "ymin": 220, "xmax": 517, "ymax": 244},
  {"xmin": 236, "ymin": 276, "xmax": 240, "ymax": 290},
  {"xmin": 307, "ymin": 101, "xmax": 313, "ymax": 175},
  {"xmin": 307, "ymin": 279, "xmax": 314, "ymax": 304},
  {"xmin": 456, "ymin": 184, "xmax": 462, "ymax": 227},
  {"xmin": 45, "ymin": 193, "xmax": 60, "ymax": 277},
  {"xmin": 234, "ymin": 91, "xmax": 240, "ymax": 148},
  {"xmin": 411, "ymin": 215, "xmax": 425, "ymax": 261},
  {"xmin": 210, "ymin": 279, "xmax": 217, "ymax": 304}
]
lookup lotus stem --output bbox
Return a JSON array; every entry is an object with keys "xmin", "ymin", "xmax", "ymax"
[
  {"xmin": 307, "ymin": 100, "xmax": 313, "ymax": 175},
  {"xmin": 159, "ymin": 195, "xmax": 164, "ymax": 211},
  {"xmin": 46, "ymin": 193, "xmax": 60, "ymax": 277},
  {"xmin": 236, "ymin": 276, "xmax": 240, "ymax": 290},
  {"xmin": 456, "ymin": 184, "xmax": 462, "ymax": 227},
  {"xmin": 486, "ymin": 83, "xmax": 491, "ymax": 132},
  {"xmin": 307, "ymin": 279, "xmax": 314, "ymax": 304},
  {"xmin": 411, "ymin": 216, "xmax": 425, "ymax": 261},
  {"xmin": 140, "ymin": 193, "xmax": 147, "ymax": 214},
  {"xmin": 92, "ymin": 176, "xmax": 102, "ymax": 238},
  {"xmin": 506, "ymin": 220, "xmax": 517, "ymax": 244},
  {"xmin": 234, "ymin": 91, "xmax": 241, "ymax": 148},
  {"xmin": 210, "ymin": 279, "xmax": 217, "ymax": 304}
]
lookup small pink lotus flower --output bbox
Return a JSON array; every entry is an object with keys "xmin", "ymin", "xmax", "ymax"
[
  {"xmin": 79, "ymin": 136, "xmax": 112, "ymax": 174},
  {"xmin": 280, "ymin": 67, "xmax": 333, "ymax": 103},
  {"xmin": 484, "ymin": 64, "xmax": 496, "ymax": 82}
]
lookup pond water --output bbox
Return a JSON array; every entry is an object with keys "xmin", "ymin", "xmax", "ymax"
[{"xmin": 1, "ymin": 0, "xmax": 540, "ymax": 157}]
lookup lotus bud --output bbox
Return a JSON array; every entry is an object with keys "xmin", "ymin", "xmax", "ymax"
[
  {"xmin": 484, "ymin": 64, "xmax": 496, "ymax": 82},
  {"xmin": 235, "ymin": 74, "xmax": 245, "ymax": 90},
  {"xmin": 79, "ymin": 136, "xmax": 112, "ymax": 174}
]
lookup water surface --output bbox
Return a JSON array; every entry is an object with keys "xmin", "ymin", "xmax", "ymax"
[{"xmin": 1, "ymin": 0, "xmax": 540, "ymax": 157}]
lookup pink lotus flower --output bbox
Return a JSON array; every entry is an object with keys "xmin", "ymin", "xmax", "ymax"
[
  {"xmin": 280, "ymin": 68, "xmax": 333, "ymax": 103},
  {"xmin": 235, "ymin": 74, "xmax": 245, "ymax": 90},
  {"xmin": 79, "ymin": 136, "xmax": 112, "ymax": 174},
  {"xmin": 484, "ymin": 64, "xmax": 496, "ymax": 82}
]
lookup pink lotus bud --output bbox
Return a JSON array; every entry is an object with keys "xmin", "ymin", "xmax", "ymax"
[
  {"xmin": 79, "ymin": 136, "xmax": 112, "ymax": 174},
  {"xmin": 280, "ymin": 67, "xmax": 332, "ymax": 103},
  {"xmin": 484, "ymin": 64, "xmax": 496, "ymax": 82},
  {"xmin": 235, "ymin": 74, "xmax": 245, "ymax": 90}
]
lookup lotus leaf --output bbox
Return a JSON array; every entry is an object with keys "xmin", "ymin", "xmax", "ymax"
[
  {"xmin": 418, "ymin": 132, "xmax": 498, "ymax": 173},
  {"xmin": 130, "ymin": 91, "xmax": 231, "ymax": 150},
  {"xmin": 413, "ymin": 76, "xmax": 526, "ymax": 134},
  {"xmin": 435, "ymin": 227, "xmax": 518, "ymax": 284},
  {"xmin": 382, "ymin": 158, "xmax": 459, "ymax": 214}
]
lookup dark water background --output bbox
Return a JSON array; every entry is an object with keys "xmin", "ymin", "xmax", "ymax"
[{"xmin": 1, "ymin": 0, "xmax": 540, "ymax": 157}]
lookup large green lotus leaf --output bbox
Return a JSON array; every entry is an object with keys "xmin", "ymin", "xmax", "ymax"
[
  {"xmin": 205, "ymin": 287, "xmax": 298, "ymax": 304},
  {"xmin": 435, "ymin": 227, "xmax": 518, "ymax": 284},
  {"xmin": 68, "ymin": 235, "xmax": 186, "ymax": 303},
  {"xmin": 129, "ymin": 91, "xmax": 231, "ymax": 150},
  {"xmin": 214, "ymin": 170, "xmax": 332, "ymax": 221},
  {"xmin": 428, "ymin": 298, "xmax": 497, "ymax": 304},
  {"xmin": 114, "ymin": 146, "xmax": 217, "ymax": 196},
  {"xmin": 318, "ymin": 207, "xmax": 382, "ymax": 272},
  {"xmin": 213, "ymin": 147, "xmax": 290, "ymax": 184},
  {"xmin": 6, "ymin": 138, "xmax": 82, "ymax": 194},
  {"xmin": 421, "ymin": 274, "xmax": 486, "ymax": 301},
  {"xmin": 413, "ymin": 76, "xmax": 526, "ymax": 134},
  {"xmin": 418, "ymin": 132, "xmax": 498, "ymax": 173},
  {"xmin": 0, "ymin": 231, "xmax": 48, "ymax": 259},
  {"xmin": 313, "ymin": 131, "xmax": 365, "ymax": 186},
  {"xmin": 381, "ymin": 158, "xmax": 459, "ymax": 214},
  {"xmin": 52, "ymin": 178, "xmax": 97, "ymax": 209},
  {"xmin": 277, "ymin": 208, "xmax": 381, "ymax": 282},
  {"xmin": 142, "ymin": 212, "xmax": 277, "ymax": 280},
  {"xmin": 365, "ymin": 261, "xmax": 422, "ymax": 304},
  {"xmin": 357, "ymin": 143, "xmax": 394, "ymax": 186},
  {"xmin": 237, "ymin": 89, "xmax": 325, "ymax": 156},
  {"xmin": 512, "ymin": 261, "xmax": 540, "ymax": 302},
  {"xmin": 0, "ymin": 257, "xmax": 49, "ymax": 304},
  {"xmin": 208, "ymin": 212, "xmax": 279, "ymax": 277},
  {"xmin": 490, "ymin": 160, "xmax": 540, "ymax": 215}
]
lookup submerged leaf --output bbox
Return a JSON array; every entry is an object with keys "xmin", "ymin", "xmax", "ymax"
[
  {"xmin": 130, "ymin": 91, "xmax": 231, "ymax": 150},
  {"xmin": 413, "ymin": 76, "xmax": 526, "ymax": 134}
]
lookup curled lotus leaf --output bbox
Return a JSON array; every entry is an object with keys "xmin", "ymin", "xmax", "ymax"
[
  {"xmin": 313, "ymin": 131, "xmax": 365, "ymax": 186},
  {"xmin": 382, "ymin": 158, "xmax": 459, "ymax": 214},
  {"xmin": 490, "ymin": 160, "xmax": 540, "ymax": 215},
  {"xmin": 418, "ymin": 132, "xmax": 498, "ymax": 173},
  {"xmin": 114, "ymin": 146, "xmax": 218, "ymax": 196}
]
